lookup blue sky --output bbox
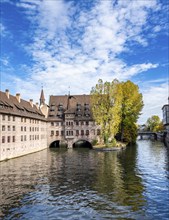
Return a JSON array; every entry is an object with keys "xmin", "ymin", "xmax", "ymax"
[{"xmin": 0, "ymin": 0, "xmax": 169, "ymax": 124}]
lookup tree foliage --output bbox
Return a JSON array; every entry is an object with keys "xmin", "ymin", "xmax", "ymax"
[
  {"xmin": 90, "ymin": 79, "xmax": 144, "ymax": 144},
  {"xmin": 146, "ymin": 115, "xmax": 164, "ymax": 132},
  {"xmin": 118, "ymin": 80, "xmax": 144, "ymax": 144},
  {"xmin": 90, "ymin": 79, "xmax": 122, "ymax": 144}
]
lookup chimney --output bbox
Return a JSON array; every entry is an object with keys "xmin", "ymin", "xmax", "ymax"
[
  {"xmin": 29, "ymin": 99, "xmax": 33, "ymax": 107},
  {"xmin": 36, "ymin": 102, "xmax": 39, "ymax": 109},
  {"xmin": 16, "ymin": 93, "xmax": 21, "ymax": 103},
  {"xmin": 5, "ymin": 89, "xmax": 10, "ymax": 99}
]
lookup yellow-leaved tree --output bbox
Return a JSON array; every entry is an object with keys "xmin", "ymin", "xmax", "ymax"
[{"xmin": 90, "ymin": 79, "xmax": 122, "ymax": 144}]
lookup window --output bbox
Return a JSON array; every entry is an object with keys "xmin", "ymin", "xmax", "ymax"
[
  {"xmin": 13, "ymin": 126, "xmax": 15, "ymax": 131},
  {"xmin": 76, "ymin": 121, "xmax": 79, "ymax": 126},
  {"xmin": 21, "ymin": 117, "xmax": 23, "ymax": 122},
  {"xmin": 2, "ymin": 136, "xmax": 5, "ymax": 143},
  {"xmin": 24, "ymin": 135, "xmax": 26, "ymax": 141},
  {"xmin": 81, "ymin": 121, "xmax": 84, "ymax": 125},
  {"xmin": 21, "ymin": 126, "xmax": 23, "ymax": 131},
  {"xmin": 8, "ymin": 115, "xmax": 10, "ymax": 121},
  {"xmin": 13, "ymin": 136, "xmax": 15, "ymax": 142},
  {"xmin": 81, "ymin": 130, "xmax": 84, "ymax": 136},
  {"xmin": 24, "ymin": 127, "xmax": 26, "ymax": 131},
  {"xmin": 2, "ymin": 115, "xmax": 5, "ymax": 120},
  {"xmin": 56, "ymin": 130, "xmax": 59, "ymax": 136},
  {"xmin": 2, "ymin": 125, "xmax": 5, "ymax": 131},
  {"xmin": 76, "ymin": 130, "xmax": 79, "ymax": 136},
  {"xmin": 13, "ymin": 116, "xmax": 15, "ymax": 121},
  {"xmin": 86, "ymin": 121, "xmax": 89, "ymax": 126},
  {"xmin": 51, "ymin": 130, "xmax": 54, "ymax": 136},
  {"xmin": 30, "ymin": 127, "xmax": 31, "ymax": 132},
  {"xmin": 92, "ymin": 129, "xmax": 95, "ymax": 135},
  {"xmin": 51, "ymin": 122, "xmax": 54, "ymax": 126},
  {"xmin": 7, "ymin": 136, "xmax": 10, "ymax": 143},
  {"xmin": 24, "ymin": 118, "xmax": 26, "ymax": 122},
  {"xmin": 97, "ymin": 129, "xmax": 101, "ymax": 135},
  {"xmin": 61, "ymin": 130, "xmax": 64, "ymax": 136},
  {"xmin": 21, "ymin": 135, "xmax": 23, "ymax": 141},
  {"xmin": 66, "ymin": 130, "xmax": 73, "ymax": 136},
  {"xmin": 71, "ymin": 122, "xmax": 73, "ymax": 126},
  {"xmin": 86, "ymin": 130, "xmax": 89, "ymax": 135},
  {"xmin": 8, "ymin": 126, "xmax": 10, "ymax": 131}
]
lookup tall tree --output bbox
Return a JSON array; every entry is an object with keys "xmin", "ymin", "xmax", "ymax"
[
  {"xmin": 90, "ymin": 79, "xmax": 122, "ymax": 144},
  {"xmin": 118, "ymin": 80, "xmax": 144, "ymax": 144},
  {"xmin": 146, "ymin": 115, "xmax": 164, "ymax": 132}
]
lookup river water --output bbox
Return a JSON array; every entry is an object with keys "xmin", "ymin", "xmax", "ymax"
[{"xmin": 0, "ymin": 140, "xmax": 169, "ymax": 220}]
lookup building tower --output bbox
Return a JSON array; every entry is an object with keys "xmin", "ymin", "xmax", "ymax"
[
  {"xmin": 39, "ymin": 88, "xmax": 48, "ymax": 118},
  {"xmin": 40, "ymin": 88, "xmax": 45, "ymax": 106}
]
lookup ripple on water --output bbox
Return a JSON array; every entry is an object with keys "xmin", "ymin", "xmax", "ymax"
[{"xmin": 0, "ymin": 142, "xmax": 169, "ymax": 220}]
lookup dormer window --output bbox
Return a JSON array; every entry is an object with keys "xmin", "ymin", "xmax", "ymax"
[
  {"xmin": 84, "ymin": 103, "xmax": 89, "ymax": 111},
  {"xmin": 50, "ymin": 103, "xmax": 55, "ymax": 111},
  {"xmin": 58, "ymin": 103, "xmax": 63, "ymax": 111},
  {"xmin": 76, "ymin": 103, "xmax": 81, "ymax": 111}
]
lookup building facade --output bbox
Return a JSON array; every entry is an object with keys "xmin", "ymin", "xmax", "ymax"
[
  {"xmin": 0, "ymin": 89, "xmax": 47, "ymax": 161},
  {"xmin": 162, "ymin": 104, "xmax": 169, "ymax": 146},
  {"xmin": 47, "ymin": 94, "xmax": 101, "ymax": 148},
  {"xmin": 0, "ymin": 89, "xmax": 101, "ymax": 161}
]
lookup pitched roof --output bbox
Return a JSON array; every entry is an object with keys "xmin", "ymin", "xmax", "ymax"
[
  {"xmin": 48, "ymin": 94, "xmax": 93, "ymax": 121},
  {"xmin": 0, "ymin": 90, "xmax": 45, "ymax": 120}
]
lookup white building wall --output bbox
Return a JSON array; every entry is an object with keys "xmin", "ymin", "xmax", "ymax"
[{"xmin": 0, "ymin": 114, "xmax": 47, "ymax": 161}]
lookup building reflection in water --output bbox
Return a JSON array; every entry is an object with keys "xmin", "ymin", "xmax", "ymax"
[{"xmin": 0, "ymin": 146, "xmax": 146, "ymax": 219}]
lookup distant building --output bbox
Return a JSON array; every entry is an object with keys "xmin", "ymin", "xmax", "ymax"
[
  {"xmin": 0, "ymin": 89, "xmax": 101, "ymax": 161},
  {"xmin": 162, "ymin": 104, "xmax": 169, "ymax": 145}
]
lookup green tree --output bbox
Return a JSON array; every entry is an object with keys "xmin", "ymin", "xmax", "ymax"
[
  {"xmin": 118, "ymin": 80, "xmax": 144, "ymax": 144},
  {"xmin": 146, "ymin": 115, "xmax": 164, "ymax": 132},
  {"xmin": 90, "ymin": 79, "xmax": 122, "ymax": 144}
]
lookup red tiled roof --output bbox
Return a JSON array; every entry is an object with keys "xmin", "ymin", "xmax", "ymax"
[
  {"xmin": 0, "ymin": 91, "xmax": 45, "ymax": 120},
  {"xmin": 48, "ymin": 94, "xmax": 93, "ymax": 121}
]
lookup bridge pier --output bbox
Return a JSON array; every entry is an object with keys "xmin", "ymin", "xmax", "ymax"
[{"xmin": 67, "ymin": 139, "xmax": 73, "ymax": 149}]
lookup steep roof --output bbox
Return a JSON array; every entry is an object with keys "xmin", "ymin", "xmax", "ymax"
[
  {"xmin": 0, "ymin": 90, "xmax": 45, "ymax": 120},
  {"xmin": 48, "ymin": 94, "xmax": 93, "ymax": 121},
  {"xmin": 40, "ymin": 89, "xmax": 45, "ymax": 105}
]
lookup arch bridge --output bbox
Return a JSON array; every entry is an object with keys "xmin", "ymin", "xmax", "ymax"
[{"xmin": 49, "ymin": 136, "xmax": 96, "ymax": 149}]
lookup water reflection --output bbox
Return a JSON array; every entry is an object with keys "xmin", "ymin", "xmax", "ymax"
[{"xmin": 0, "ymin": 141, "xmax": 168, "ymax": 219}]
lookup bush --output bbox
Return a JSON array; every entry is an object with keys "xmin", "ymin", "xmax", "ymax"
[{"xmin": 91, "ymin": 139, "xmax": 98, "ymax": 146}]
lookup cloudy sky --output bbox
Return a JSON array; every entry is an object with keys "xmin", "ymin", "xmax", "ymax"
[{"xmin": 0, "ymin": 0, "xmax": 169, "ymax": 124}]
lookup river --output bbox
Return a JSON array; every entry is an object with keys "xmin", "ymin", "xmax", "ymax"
[{"xmin": 0, "ymin": 140, "xmax": 169, "ymax": 220}]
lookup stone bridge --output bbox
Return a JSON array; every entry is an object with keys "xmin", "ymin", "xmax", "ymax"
[
  {"xmin": 66, "ymin": 136, "xmax": 95, "ymax": 148},
  {"xmin": 137, "ymin": 131, "xmax": 157, "ymax": 140},
  {"xmin": 48, "ymin": 135, "xmax": 99, "ymax": 149}
]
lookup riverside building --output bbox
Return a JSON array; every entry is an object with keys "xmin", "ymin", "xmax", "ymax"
[
  {"xmin": 162, "ymin": 103, "xmax": 169, "ymax": 146},
  {"xmin": 0, "ymin": 89, "xmax": 101, "ymax": 161}
]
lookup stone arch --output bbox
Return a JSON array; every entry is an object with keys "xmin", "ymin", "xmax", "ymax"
[
  {"xmin": 49, "ymin": 140, "xmax": 60, "ymax": 148},
  {"xmin": 72, "ymin": 139, "xmax": 93, "ymax": 149},
  {"xmin": 49, "ymin": 140, "xmax": 68, "ymax": 148}
]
